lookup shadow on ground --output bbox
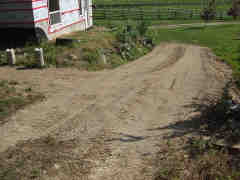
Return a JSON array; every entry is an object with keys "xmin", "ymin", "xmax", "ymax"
[{"xmin": 148, "ymin": 84, "xmax": 240, "ymax": 147}]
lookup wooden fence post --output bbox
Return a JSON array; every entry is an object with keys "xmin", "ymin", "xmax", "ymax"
[
  {"xmin": 167, "ymin": 8, "xmax": 170, "ymax": 19},
  {"xmin": 158, "ymin": 9, "xmax": 161, "ymax": 19},
  {"xmin": 103, "ymin": 9, "xmax": 106, "ymax": 19},
  {"xmin": 220, "ymin": 11, "xmax": 223, "ymax": 20},
  {"xmin": 174, "ymin": 10, "xmax": 177, "ymax": 19},
  {"xmin": 35, "ymin": 48, "xmax": 45, "ymax": 68},
  {"xmin": 6, "ymin": 49, "xmax": 16, "ymax": 66},
  {"xmin": 190, "ymin": 10, "xmax": 193, "ymax": 19},
  {"xmin": 141, "ymin": 8, "xmax": 144, "ymax": 20},
  {"xmin": 121, "ymin": 9, "xmax": 125, "ymax": 20}
]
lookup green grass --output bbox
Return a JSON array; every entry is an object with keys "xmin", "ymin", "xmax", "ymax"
[
  {"xmin": 94, "ymin": 0, "xmax": 231, "ymax": 5},
  {"xmin": 93, "ymin": 0, "xmax": 232, "ymax": 11},
  {"xmin": 95, "ymin": 18, "xmax": 235, "ymax": 27},
  {"xmin": 93, "ymin": 4, "xmax": 233, "ymax": 24},
  {"xmin": 150, "ymin": 24, "xmax": 240, "ymax": 84}
]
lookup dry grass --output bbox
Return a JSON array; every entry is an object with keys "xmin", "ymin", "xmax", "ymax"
[
  {"xmin": 153, "ymin": 84, "xmax": 240, "ymax": 180},
  {"xmin": 153, "ymin": 137, "xmax": 240, "ymax": 180},
  {"xmin": 0, "ymin": 80, "xmax": 44, "ymax": 125},
  {"xmin": 0, "ymin": 136, "xmax": 110, "ymax": 180}
]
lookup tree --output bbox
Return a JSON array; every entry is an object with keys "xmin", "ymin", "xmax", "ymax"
[
  {"xmin": 228, "ymin": 0, "xmax": 240, "ymax": 20},
  {"xmin": 201, "ymin": 0, "xmax": 217, "ymax": 23}
]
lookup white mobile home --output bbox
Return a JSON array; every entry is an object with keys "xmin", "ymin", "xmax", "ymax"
[{"xmin": 0, "ymin": 0, "xmax": 93, "ymax": 41}]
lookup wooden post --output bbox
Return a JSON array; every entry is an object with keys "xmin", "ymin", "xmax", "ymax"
[
  {"xmin": 6, "ymin": 49, "xmax": 16, "ymax": 66},
  {"xmin": 122, "ymin": 9, "xmax": 126, "ymax": 20},
  {"xmin": 141, "ymin": 8, "xmax": 144, "ymax": 20},
  {"xmin": 35, "ymin": 48, "xmax": 45, "ymax": 68},
  {"xmin": 103, "ymin": 9, "xmax": 106, "ymax": 19},
  {"xmin": 158, "ymin": 9, "xmax": 161, "ymax": 19},
  {"xmin": 220, "ymin": 11, "xmax": 224, "ymax": 20},
  {"xmin": 190, "ymin": 10, "xmax": 193, "ymax": 19},
  {"xmin": 174, "ymin": 10, "xmax": 177, "ymax": 19},
  {"xmin": 100, "ymin": 52, "xmax": 107, "ymax": 64}
]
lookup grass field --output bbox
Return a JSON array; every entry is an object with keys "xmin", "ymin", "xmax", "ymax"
[
  {"xmin": 93, "ymin": 0, "xmax": 232, "ymax": 9},
  {"xmin": 93, "ymin": 0, "xmax": 231, "ymax": 5},
  {"xmin": 150, "ymin": 24, "xmax": 240, "ymax": 84},
  {"xmin": 93, "ymin": 0, "xmax": 233, "ymax": 25}
]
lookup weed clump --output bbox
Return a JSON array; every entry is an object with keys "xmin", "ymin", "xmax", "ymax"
[
  {"xmin": 201, "ymin": 0, "xmax": 216, "ymax": 23},
  {"xmin": 0, "ymin": 51, "xmax": 8, "ymax": 66},
  {"xmin": 154, "ymin": 137, "xmax": 240, "ymax": 180},
  {"xmin": 114, "ymin": 20, "xmax": 154, "ymax": 61},
  {"xmin": 0, "ymin": 80, "xmax": 44, "ymax": 125}
]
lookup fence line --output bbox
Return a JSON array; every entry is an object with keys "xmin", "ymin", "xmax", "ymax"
[
  {"xmin": 95, "ymin": 1, "xmax": 231, "ymax": 8},
  {"xmin": 93, "ymin": 8, "xmax": 229, "ymax": 21}
]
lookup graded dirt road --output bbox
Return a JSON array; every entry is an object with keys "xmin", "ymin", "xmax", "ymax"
[{"xmin": 0, "ymin": 43, "xmax": 231, "ymax": 179}]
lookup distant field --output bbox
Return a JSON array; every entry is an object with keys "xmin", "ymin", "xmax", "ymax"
[
  {"xmin": 93, "ymin": 0, "xmax": 233, "ymax": 25},
  {"xmin": 93, "ymin": 0, "xmax": 231, "ymax": 6},
  {"xmin": 93, "ymin": 0, "xmax": 232, "ymax": 12}
]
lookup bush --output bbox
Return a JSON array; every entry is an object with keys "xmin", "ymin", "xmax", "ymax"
[
  {"xmin": 115, "ymin": 21, "xmax": 151, "ymax": 43},
  {"xmin": 137, "ymin": 21, "xmax": 150, "ymax": 37},
  {"xmin": 82, "ymin": 48, "xmax": 101, "ymax": 65},
  {"xmin": 40, "ymin": 42, "xmax": 58, "ymax": 66},
  {"xmin": 201, "ymin": 0, "xmax": 216, "ymax": 22},
  {"xmin": 114, "ymin": 21, "xmax": 153, "ymax": 62},
  {"xmin": 228, "ymin": 0, "xmax": 240, "ymax": 20}
]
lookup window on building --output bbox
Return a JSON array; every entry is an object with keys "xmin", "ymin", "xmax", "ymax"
[{"xmin": 49, "ymin": 0, "xmax": 61, "ymax": 25}]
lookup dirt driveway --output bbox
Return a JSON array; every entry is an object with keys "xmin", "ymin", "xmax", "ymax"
[{"xmin": 0, "ymin": 43, "xmax": 231, "ymax": 179}]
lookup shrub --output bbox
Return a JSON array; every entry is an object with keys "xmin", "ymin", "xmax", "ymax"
[
  {"xmin": 40, "ymin": 42, "xmax": 58, "ymax": 66},
  {"xmin": 201, "ymin": 0, "xmax": 217, "ymax": 22},
  {"xmin": 82, "ymin": 48, "xmax": 101, "ymax": 65},
  {"xmin": 228, "ymin": 0, "xmax": 240, "ymax": 20},
  {"xmin": 137, "ymin": 21, "xmax": 150, "ymax": 37}
]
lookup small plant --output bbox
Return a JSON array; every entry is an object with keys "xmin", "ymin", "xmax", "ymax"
[
  {"xmin": 137, "ymin": 21, "xmax": 150, "ymax": 37},
  {"xmin": 114, "ymin": 21, "xmax": 153, "ymax": 63},
  {"xmin": 8, "ymin": 80, "xmax": 19, "ymax": 86},
  {"xmin": 82, "ymin": 48, "xmax": 101, "ymax": 65},
  {"xmin": 25, "ymin": 87, "xmax": 32, "ymax": 92},
  {"xmin": 40, "ymin": 42, "xmax": 58, "ymax": 66},
  {"xmin": 0, "ymin": 80, "xmax": 8, "ymax": 87}
]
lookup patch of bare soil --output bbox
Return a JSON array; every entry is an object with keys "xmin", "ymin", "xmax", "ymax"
[{"xmin": 0, "ymin": 43, "xmax": 232, "ymax": 180}]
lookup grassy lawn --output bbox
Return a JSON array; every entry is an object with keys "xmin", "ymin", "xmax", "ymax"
[
  {"xmin": 93, "ymin": 0, "xmax": 232, "ymax": 11},
  {"xmin": 150, "ymin": 23, "xmax": 240, "ymax": 84},
  {"xmin": 93, "ymin": 4, "xmax": 233, "ymax": 25},
  {"xmin": 95, "ymin": 18, "xmax": 234, "ymax": 27},
  {"xmin": 94, "ymin": 0, "xmax": 230, "ymax": 5}
]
